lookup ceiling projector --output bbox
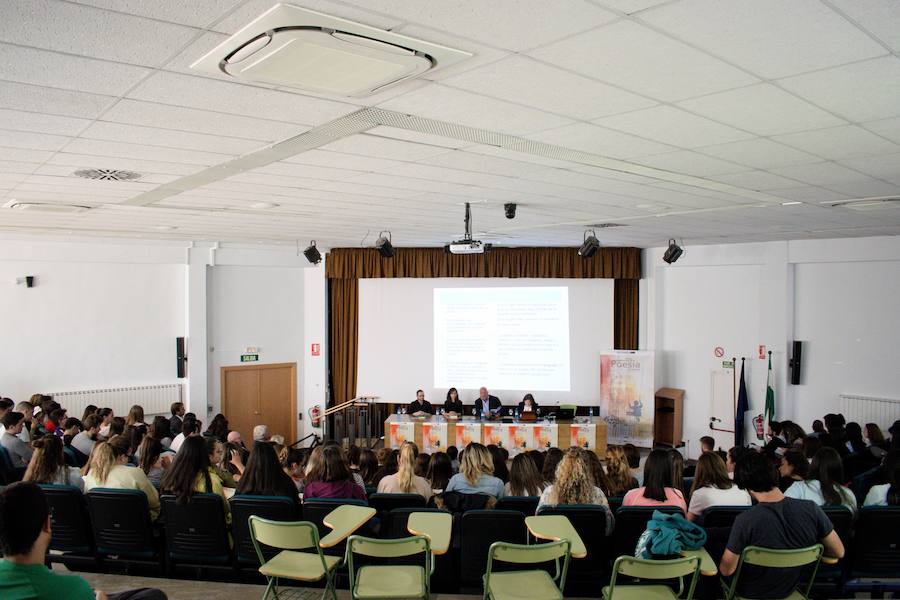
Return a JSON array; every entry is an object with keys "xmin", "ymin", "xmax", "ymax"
[{"xmin": 445, "ymin": 203, "xmax": 492, "ymax": 255}]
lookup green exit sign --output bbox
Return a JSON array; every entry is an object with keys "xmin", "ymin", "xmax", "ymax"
[{"xmin": 241, "ymin": 354, "xmax": 259, "ymax": 362}]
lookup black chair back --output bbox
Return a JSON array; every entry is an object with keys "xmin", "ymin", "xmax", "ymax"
[
  {"xmin": 368, "ymin": 493, "xmax": 426, "ymax": 519},
  {"xmin": 40, "ymin": 484, "xmax": 94, "ymax": 554},
  {"xmin": 612, "ymin": 505, "xmax": 683, "ymax": 559},
  {"xmin": 160, "ymin": 493, "xmax": 230, "ymax": 564},
  {"xmin": 700, "ymin": 505, "xmax": 752, "ymax": 528},
  {"xmin": 434, "ymin": 491, "xmax": 492, "ymax": 513},
  {"xmin": 459, "ymin": 510, "xmax": 526, "ymax": 587},
  {"xmin": 607, "ymin": 495, "xmax": 624, "ymax": 513},
  {"xmin": 495, "ymin": 496, "xmax": 539, "ymax": 516},
  {"xmin": 850, "ymin": 507, "xmax": 900, "ymax": 578},
  {"xmin": 229, "ymin": 495, "xmax": 299, "ymax": 566},
  {"xmin": 85, "ymin": 488, "xmax": 157, "ymax": 559},
  {"xmin": 536, "ymin": 504, "xmax": 610, "ymax": 595}
]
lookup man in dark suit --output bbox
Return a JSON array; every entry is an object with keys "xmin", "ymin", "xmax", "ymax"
[
  {"xmin": 474, "ymin": 387, "xmax": 502, "ymax": 418},
  {"xmin": 407, "ymin": 390, "xmax": 434, "ymax": 417},
  {"xmin": 169, "ymin": 401, "xmax": 185, "ymax": 438}
]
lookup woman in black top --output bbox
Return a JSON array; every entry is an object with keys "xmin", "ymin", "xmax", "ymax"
[
  {"xmin": 443, "ymin": 388, "xmax": 463, "ymax": 416},
  {"xmin": 517, "ymin": 393, "xmax": 540, "ymax": 414},
  {"xmin": 235, "ymin": 441, "xmax": 301, "ymax": 510}
]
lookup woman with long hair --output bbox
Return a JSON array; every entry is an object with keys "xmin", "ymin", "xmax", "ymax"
[
  {"xmin": 372, "ymin": 448, "xmax": 399, "ymax": 487},
  {"xmin": 845, "ymin": 422, "xmax": 868, "ymax": 454},
  {"xmin": 863, "ymin": 451, "xmax": 900, "ymax": 506},
  {"xmin": 427, "ymin": 452, "xmax": 452, "ymax": 494},
  {"xmin": 541, "ymin": 447, "xmax": 564, "ymax": 484},
  {"xmin": 415, "ymin": 452, "xmax": 430, "ymax": 478},
  {"xmin": 23, "ymin": 435, "xmax": 84, "ymax": 490},
  {"xmin": 149, "ymin": 415, "xmax": 173, "ymax": 449},
  {"xmin": 283, "ymin": 447, "xmax": 309, "ymax": 492},
  {"xmin": 669, "ymin": 448, "xmax": 685, "ymax": 489},
  {"xmin": 377, "ymin": 442, "xmax": 432, "ymax": 499},
  {"xmin": 80, "ymin": 404, "xmax": 98, "ymax": 424},
  {"xmin": 865, "ymin": 423, "xmax": 887, "ymax": 450},
  {"xmin": 84, "ymin": 436, "xmax": 160, "ymax": 520},
  {"xmin": 443, "ymin": 388, "xmax": 463, "ymax": 416},
  {"xmin": 126, "ymin": 424, "xmax": 147, "ymax": 461},
  {"xmin": 445, "ymin": 442, "xmax": 504, "ymax": 497},
  {"xmin": 205, "ymin": 435, "xmax": 237, "ymax": 488},
  {"xmin": 605, "ymin": 446, "xmax": 638, "ymax": 496},
  {"xmin": 537, "ymin": 448, "xmax": 614, "ymax": 531},
  {"xmin": 778, "ymin": 449, "xmax": 809, "ymax": 491},
  {"xmin": 785, "ymin": 447, "xmax": 856, "ymax": 511},
  {"xmin": 236, "ymin": 441, "xmax": 301, "ymax": 509},
  {"xmin": 160, "ymin": 436, "xmax": 230, "ymax": 524},
  {"xmin": 137, "ymin": 436, "xmax": 168, "ymax": 487},
  {"xmin": 304, "ymin": 445, "xmax": 367, "ymax": 501},
  {"xmin": 358, "ymin": 449, "xmax": 379, "ymax": 486},
  {"xmin": 622, "ymin": 448, "xmax": 687, "ymax": 512},
  {"xmin": 204, "ymin": 414, "xmax": 230, "ymax": 442},
  {"xmin": 488, "ymin": 445, "xmax": 509, "ymax": 483},
  {"xmin": 125, "ymin": 405, "xmax": 145, "ymax": 428},
  {"xmin": 586, "ymin": 450, "xmax": 614, "ymax": 497},
  {"xmin": 686, "ymin": 452, "xmax": 751, "ymax": 521},
  {"xmin": 505, "ymin": 452, "xmax": 546, "ymax": 497}
]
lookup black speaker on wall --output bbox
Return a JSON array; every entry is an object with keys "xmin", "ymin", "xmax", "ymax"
[
  {"xmin": 789, "ymin": 340, "xmax": 802, "ymax": 385},
  {"xmin": 176, "ymin": 337, "xmax": 187, "ymax": 379}
]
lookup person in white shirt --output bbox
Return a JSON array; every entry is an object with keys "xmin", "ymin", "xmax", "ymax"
[
  {"xmin": 687, "ymin": 452, "xmax": 751, "ymax": 521},
  {"xmin": 785, "ymin": 447, "xmax": 857, "ymax": 512},
  {"xmin": 14, "ymin": 402, "xmax": 34, "ymax": 444},
  {"xmin": 23, "ymin": 436, "xmax": 84, "ymax": 491},
  {"xmin": 862, "ymin": 452, "xmax": 900, "ymax": 507},
  {"xmin": 1, "ymin": 412, "xmax": 33, "ymax": 468},
  {"xmin": 170, "ymin": 416, "xmax": 200, "ymax": 453}
]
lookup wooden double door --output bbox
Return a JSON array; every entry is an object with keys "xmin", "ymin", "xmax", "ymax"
[{"xmin": 221, "ymin": 362, "xmax": 297, "ymax": 445}]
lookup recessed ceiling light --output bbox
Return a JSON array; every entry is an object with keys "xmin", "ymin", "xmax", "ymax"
[
  {"xmin": 3, "ymin": 201, "xmax": 90, "ymax": 213},
  {"xmin": 249, "ymin": 201, "xmax": 280, "ymax": 209},
  {"xmin": 154, "ymin": 225, "xmax": 178, "ymax": 230},
  {"xmin": 781, "ymin": 201, "xmax": 802, "ymax": 206}
]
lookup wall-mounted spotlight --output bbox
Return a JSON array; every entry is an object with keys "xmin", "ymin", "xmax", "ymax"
[
  {"xmin": 376, "ymin": 231, "xmax": 394, "ymax": 258},
  {"xmin": 663, "ymin": 238, "xmax": 684, "ymax": 264},
  {"xmin": 578, "ymin": 230, "xmax": 600, "ymax": 258},
  {"xmin": 303, "ymin": 240, "xmax": 322, "ymax": 264}
]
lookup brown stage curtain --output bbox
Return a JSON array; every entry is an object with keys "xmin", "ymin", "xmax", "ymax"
[{"xmin": 327, "ymin": 247, "xmax": 641, "ymax": 405}]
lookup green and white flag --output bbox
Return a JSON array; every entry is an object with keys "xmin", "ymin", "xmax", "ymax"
[{"xmin": 765, "ymin": 353, "xmax": 776, "ymax": 423}]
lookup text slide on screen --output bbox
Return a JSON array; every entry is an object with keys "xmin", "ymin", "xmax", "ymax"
[{"xmin": 433, "ymin": 287, "xmax": 570, "ymax": 391}]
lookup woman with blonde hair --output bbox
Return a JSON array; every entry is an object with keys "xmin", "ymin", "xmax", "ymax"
[
  {"xmin": 606, "ymin": 446, "xmax": 639, "ymax": 496},
  {"xmin": 23, "ymin": 435, "xmax": 84, "ymax": 490},
  {"xmin": 83, "ymin": 435, "xmax": 160, "ymax": 520},
  {"xmin": 538, "ymin": 447, "xmax": 613, "ymax": 532},
  {"xmin": 445, "ymin": 442, "xmax": 504, "ymax": 497},
  {"xmin": 125, "ymin": 404, "xmax": 146, "ymax": 427},
  {"xmin": 377, "ymin": 442, "xmax": 432, "ymax": 500}
]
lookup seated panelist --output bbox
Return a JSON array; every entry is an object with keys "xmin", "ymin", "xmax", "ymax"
[
  {"xmin": 517, "ymin": 393, "xmax": 540, "ymax": 413},
  {"xmin": 443, "ymin": 388, "xmax": 463, "ymax": 416},
  {"xmin": 474, "ymin": 387, "xmax": 502, "ymax": 418},
  {"xmin": 407, "ymin": 389, "xmax": 434, "ymax": 417}
]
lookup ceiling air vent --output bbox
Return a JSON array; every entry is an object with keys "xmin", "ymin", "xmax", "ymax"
[
  {"xmin": 191, "ymin": 4, "xmax": 470, "ymax": 98},
  {"xmin": 73, "ymin": 168, "xmax": 141, "ymax": 181},
  {"xmin": 3, "ymin": 201, "xmax": 90, "ymax": 213}
]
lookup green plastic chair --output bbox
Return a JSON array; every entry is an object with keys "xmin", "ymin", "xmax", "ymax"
[
  {"xmin": 722, "ymin": 544, "xmax": 823, "ymax": 600},
  {"xmin": 346, "ymin": 534, "xmax": 431, "ymax": 599},
  {"xmin": 248, "ymin": 516, "xmax": 342, "ymax": 600},
  {"xmin": 483, "ymin": 539, "xmax": 571, "ymax": 600},
  {"xmin": 603, "ymin": 555, "xmax": 701, "ymax": 600}
]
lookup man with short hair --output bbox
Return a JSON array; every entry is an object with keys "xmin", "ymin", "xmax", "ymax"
[
  {"xmin": 170, "ymin": 416, "xmax": 199, "ymax": 453},
  {"xmin": 169, "ymin": 402, "xmax": 185, "ymax": 438},
  {"xmin": 699, "ymin": 436, "xmax": 715, "ymax": 453},
  {"xmin": 15, "ymin": 401, "xmax": 33, "ymax": 443},
  {"xmin": 718, "ymin": 451, "xmax": 844, "ymax": 598},
  {"xmin": 0, "ymin": 482, "xmax": 167, "ymax": 599},
  {"xmin": 1, "ymin": 412, "xmax": 33, "ymax": 468},
  {"xmin": 0, "ymin": 398, "xmax": 14, "ymax": 436},
  {"xmin": 253, "ymin": 424, "xmax": 271, "ymax": 443},
  {"xmin": 407, "ymin": 389, "xmax": 434, "ymax": 417},
  {"xmin": 71, "ymin": 414, "xmax": 101, "ymax": 460},
  {"xmin": 474, "ymin": 387, "xmax": 502, "ymax": 418}
]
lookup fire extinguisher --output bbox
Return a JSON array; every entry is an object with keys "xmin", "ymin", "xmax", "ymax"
[{"xmin": 309, "ymin": 405, "xmax": 322, "ymax": 428}]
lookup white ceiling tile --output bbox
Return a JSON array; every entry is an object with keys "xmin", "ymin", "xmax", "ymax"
[
  {"xmin": 640, "ymin": 0, "xmax": 887, "ymax": 79},
  {"xmin": 765, "ymin": 186, "xmax": 851, "ymax": 202},
  {"xmin": 771, "ymin": 162, "xmax": 879, "ymax": 186},
  {"xmin": 863, "ymin": 117, "xmax": 900, "ymax": 146},
  {"xmin": 0, "ymin": 110, "xmax": 90, "ymax": 136},
  {"xmin": 79, "ymin": 122, "xmax": 266, "ymax": 155},
  {"xmin": 321, "ymin": 134, "xmax": 453, "ymax": 162},
  {"xmin": 529, "ymin": 122, "xmax": 677, "ymax": 159},
  {"xmin": 778, "ymin": 56, "xmax": 900, "ymax": 122},
  {"xmin": 379, "ymin": 162, "xmax": 518, "ymax": 190},
  {"xmin": 365, "ymin": 126, "xmax": 473, "ymax": 149},
  {"xmin": 633, "ymin": 150, "xmax": 748, "ymax": 177},
  {"xmin": 825, "ymin": 179, "xmax": 900, "ymax": 198},
  {"xmin": 214, "ymin": 0, "xmax": 403, "ymax": 35},
  {"xmin": 677, "ymin": 84, "xmax": 847, "ymax": 136},
  {"xmin": 594, "ymin": 0, "xmax": 673, "ymax": 14},
  {"xmin": 282, "ymin": 149, "xmax": 408, "ymax": 173},
  {"xmin": 253, "ymin": 162, "xmax": 368, "ymax": 183},
  {"xmin": 697, "ymin": 138, "xmax": 822, "ymax": 170},
  {"xmin": 772, "ymin": 125, "xmax": 900, "ymax": 160},
  {"xmin": 0, "ymin": 82, "xmax": 115, "ymax": 119},
  {"xmin": 840, "ymin": 153, "xmax": 900, "ymax": 185},
  {"xmin": 127, "ymin": 71, "xmax": 357, "ymax": 126},
  {"xmin": 442, "ymin": 55, "xmax": 656, "ymax": 120},
  {"xmin": 0, "ymin": 0, "xmax": 198, "ymax": 67},
  {"xmin": 827, "ymin": 0, "xmax": 900, "ymax": 52},
  {"xmin": 421, "ymin": 150, "xmax": 544, "ymax": 177},
  {"xmin": 708, "ymin": 170, "xmax": 805, "ymax": 191},
  {"xmin": 161, "ymin": 31, "xmax": 230, "ymax": 76},
  {"xmin": 595, "ymin": 105, "xmax": 753, "ymax": 148},
  {"xmin": 0, "ymin": 130, "xmax": 72, "ymax": 152},
  {"xmin": 0, "ymin": 43, "xmax": 152, "ymax": 96},
  {"xmin": 0, "ymin": 147, "xmax": 54, "ymax": 163},
  {"xmin": 0, "ymin": 160, "xmax": 40, "ymax": 175},
  {"xmin": 528, "ymin": 20, "xmax": 758, "ymax": 102},
  {"xmin": 391, "ymin": 24, "xmax": 510, "ymax": 81},
  {"xmin": 70, "ymin": 0, "xmax": 242, "ymax": 28},
  {"xmin": 465, "ymin": 145, "xmax": 576, "ymax": 169},
  {"xmin": 63, "ymin": 138, "xmax": 233, "ymax": 166},
  {"xmin": 47, "ymin": 153, "xmax": 203, "ymax": 176}
]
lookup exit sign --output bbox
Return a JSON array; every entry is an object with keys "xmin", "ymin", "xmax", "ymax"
[{"xmin": 241, "ymin": 354, "xmax": 259, "ymax": 362}]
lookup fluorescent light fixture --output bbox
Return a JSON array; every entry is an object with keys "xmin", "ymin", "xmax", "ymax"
[{"xmin": 781, "ymin": 201, "xmax": 802, "ymax": 206}]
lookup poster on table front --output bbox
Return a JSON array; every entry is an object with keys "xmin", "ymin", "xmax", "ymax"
[
  {"xmin": 389, "ymin": 421, "xmax": 415, "ymax": 448},
  {"xmin": 422, "ymin": 422, "xmax": 448, "ymax": 454},
  {"xmin": 482, "ymin": 423, "xmax": 505, "ymax": 447},
  {"xmin": 529, "ymin": 423, "xmax": 559, "ymax": 451},
  {"xmin": 505, "ymin": 425, "xmax": 529, "ymax": 455},
  {"xmin": 455, "ymin": 422, "xmax": 482, "ymax": 447},
  {"xmin": 569, "ymin": 423, "xmax": 596, "ymax": 450},
  {"xmin": 599, "ymin": 350, "xmax": 655, "ymax": 447}
]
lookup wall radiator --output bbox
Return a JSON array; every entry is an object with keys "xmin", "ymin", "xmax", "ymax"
[
  {"xmin": 48, "ymin": 384, "xmax": 183, "ymax": 420},
  {"xmin": 838, "ymin": 394, "xmax": 900, "ymax": 431}
]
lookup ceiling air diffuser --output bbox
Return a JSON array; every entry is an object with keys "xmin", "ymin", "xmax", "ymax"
[{"xmin": 191, "ymin": 4, "xmax": 471, "ymax": 98}]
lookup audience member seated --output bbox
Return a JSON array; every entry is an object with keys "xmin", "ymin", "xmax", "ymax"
[
  {"xmin": 699, "ymin": 436, "xmax": 715, "ymax": 454},
  {"xmin": 823, "ymin": 413, "xmax": 848, "ymax": 455},
  {"xmin": 372, "ymin": 448, "xmax": 399, "ymax": 487},
  {"xmin": 204, "ymin": 413, "xmax": 230, "ymax": 442},
  {"xmin": 126, "ymin": 424, "xmax": 148, "ymax": 463},
  {"xmin": 358, "ymin": 449, "xmax": 379, "ymax": 487},
  {"xmin": 2, "ymin": 412, "xmax": 34, "ymax": 468},
  {"xmin": 446, "ymin": 445, "xmax": 459, "ymax": 473},
  {"xmin": 108, "ymin": 416, "xmax": 125, "ymax": 439},
  {"xmin": 347, "ymin": 444, "xmax": 361, "ymax": 473},
  {"xmin": 303, "ymin": 445, "xmax": 367, "ymax": 501},
  {"xmin": 505, "ymin": 452, "xmax": 546, "ymax": 497},
  {"xmin": 61, "ymin": 417, "xmax": 81, "ymax": 447},
  {"xmin": 488, "ymin": 445, "xmax": 509, "ymax": 483},
  {"xmin": 282, "ymin": 448, "xmax": 308, "ymax": 492},
  {"xmin": 377, "ymin": 442, "xmax": 432, "ymax": 500},
  {"xmin": 125, "ymin": 405, "xmax": 146, "ymax": 428},
  {"xmin": 686, "ymin": 452, "xmax": 750, "ymax": 521},
  {"xmin": 226, "ymin": 430, "xmax": 249, "ymax": 464},
  {"xmin": 726, "ymin": 446, "xmax": 752, "ymax": 478},
  {"xmin": 168, "ymin": 402, "xmax": 184, "ymax": 438},
  {"xmin": 802, "ymin": 435, "xmax": 822, "ymax": 459},
  {"xmin": 160, "ymin": 436, "xmax": 230, "ymax": 524},
  {"xmin": 669, "ymin": 448, "xmax": 684, "ymax": 487},
  {"xmin": 96, "ymin": 408, "xmax": 114, "ymax": 439},
  {"xmin": 778, "ymin": 449, "xmax": 809, "ymax": 492},
  {"xmin": 622, "ymin": 448, "xmax": 687, "ymax": 512},
  {"xmin": 137, "ymin": 437, "xmax": 168, "ymax": 488},
  {"xmin": 785, "ymin": 447, "xmax": 857, "ymax": 512},
  {"xmin": 809, "ymin": 419, "xmax": 825, "ymax": 438},
  {"xmin": 542, "ymin": 447, "xmax": 564, "ymax": 484},
  {"xmin": 23, "ymin": 436, "xmax": 84, "ymax": 491},
  {"xmin": 83, "ymin": 436, "xmax": 160, "ymax": 520},
  {"xmin": 79, "ymin": 404, "xmax": 98, "ymax": 425},
  {"xmin": 537, "ymin": 447, "xmax": 614, "ymax": 532},
  {"xmin": 427, "ymin": 451, "xmax": 452, "ymax": 494},
  {"xmin": 205, "ymin": 436, "xmax": 237, "ymax": 488},
  {"xmin": 605, "ymin": 446, "xmax": 639, "ymax": 496},
  {"xmin": 252, "ymin": 424, "xmax": 271, "ymax": 444},
  {"xmin": 623, "ymin": 443, "xmax": 643, "ymax": 485},
  {"xmin": 0, "ymin": 483, "xmax": 168, "ymax": 600},
  {"xmin": 445, "ymin": 442, "xmax": 504, "ymax": 497},
  {"xmin": 71, "ymin": 414, "xmax": 100, "ymax": 459},
  {"xmin": 14, "ymin": 401, "xmax": 34, "ymax": 444},
  {"xmin": 414, "ymin": 452, "xmax": 430, "ymax": 478},
  {"xmin": 762, "ymin": 421, "xmax": 788, "ymax": 457},
  {"xmin": 863, "ymin": 450, "xmax": 900, "ymax": 506},
  {"xmin": 149, "ymin": 416, "xmax": 172, "ymax": 450},
  {"xmin": 236, "ymin": 441, "xmax": 301, "ymax": 509},
  {"xmin": 717, "ymin": 451, "xmax": 844, "ymax": 599},
  {"xmin": 170, "ymin": 416, "xmax": 199, "ymax": 453},
  {"xmin": 0, "ymin": 398, "xmax": 13, "ymax": 436}
]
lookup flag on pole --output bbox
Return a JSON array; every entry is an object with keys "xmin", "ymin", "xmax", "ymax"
[
  {"xmin": 735, "ymin": 359, "xmax": 749, "ymax": 447},
  {"xmin": 765, "ymin": 352, "xmax": 776, "ymax": 424}
]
